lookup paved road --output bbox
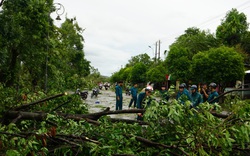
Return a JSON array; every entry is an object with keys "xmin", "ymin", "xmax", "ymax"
[{"xmin": 84, "ymin": 89, "xmax": 137, "ymax": 119}]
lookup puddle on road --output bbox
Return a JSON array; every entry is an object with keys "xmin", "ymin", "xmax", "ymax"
[{"xmin": 84, "ymin": 89, "xmax": 137, "ymax": 120}]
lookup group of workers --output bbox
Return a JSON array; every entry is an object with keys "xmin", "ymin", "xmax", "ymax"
[
  {"xmin": 115, "ymin": 81, "xmax": 152, "ymax": 111},
  {"xmin": 176, "ymin": 82, "xmax": 219, "ymax": 108},
  {"xmin": 115, "ymin": 81, "xmax": 219, "ymax": 120}
]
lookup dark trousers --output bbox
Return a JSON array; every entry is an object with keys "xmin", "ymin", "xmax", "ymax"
[
  {"xmin": 116, "ymin": 98, "xmax": 123, "ymax": 110},
  {"xmin": 128, "ymin": 96, "xmax": 137, "ymax": 108}
]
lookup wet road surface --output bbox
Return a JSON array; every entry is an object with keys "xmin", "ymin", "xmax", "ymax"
[{"xmin": 84, "ymin": 89, "xmax": 137, "ymax": 120}]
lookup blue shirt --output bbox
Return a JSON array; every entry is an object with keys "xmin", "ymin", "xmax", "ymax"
[
  {"xmin": 136, "ymin": 92, "xmax": 152, "ymax": 109},
  {"xmin": 176, "ymin": 89, "xmax": 192, "ymax": 104},
  {"xmin": 130, "ymin": 86, "xmax": 137, "ymax": 98},
  {"xmin": 115, "ymin": 85, "xmax": 123, "ymax": 98},
  {"xmin": 191, "ymin": 91, "xmax": 203, "ymax": 107},
  {"xmin": 207, "ymin": 91, "xmax": 219, "ymax": 104}
]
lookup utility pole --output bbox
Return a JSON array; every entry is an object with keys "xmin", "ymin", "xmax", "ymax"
[
  {"xmin": 155, "ymin": 41, "xmax": 158, "ymax": 63},
  {"xmin": 158, "ymin": 40, "xmax": 161, "ymax": 60}
]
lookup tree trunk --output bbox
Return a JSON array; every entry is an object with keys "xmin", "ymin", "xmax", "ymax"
[
  {"xmin": 4, "ymin": 109, "xmax": 146, "ymax": 124},
  {"xmin": 6, "ymin": 47, "xmax": 19, "ymax": 87}
]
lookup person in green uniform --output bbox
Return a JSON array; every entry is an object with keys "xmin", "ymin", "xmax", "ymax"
[
  {"xmin": 208, "ymin": 82, "xmax": 219, "ymax": 102},
  {"xmin": 176, "ymin": 84, "xmax": 192, "ymax": 104},
  {"xmin": 115, "ymin": 81, "xmax": 123, "ymax": 110},
  {"xmin": 181, "ymin": 83, "xmax": 190, "ymax": 95},
  {"xmin": 136, "ymin": 86, "xmax": 153, "ymax": 121},
  {"xmin": 190, "ymin": 85, "xmax": 203, "ymax": 108},
  {"xmin": 159, "ymin": 85, "xmax": 169, "ymax": 101},
  {"xmin": 128, "ymin": 83, "xmax": 138, "ymax": 108},
  {"xmin": 207, "ymin": 82, "xmax": 219, "ymax": 110}
]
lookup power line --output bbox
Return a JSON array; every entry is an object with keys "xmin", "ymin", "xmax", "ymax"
[
  {"xmin": 197, "ymin": 0, "xmax": 250, "ymax": 28},
  {"xmin": 150, "ymin": 0, "xmax": 250, "ymax": 53}
]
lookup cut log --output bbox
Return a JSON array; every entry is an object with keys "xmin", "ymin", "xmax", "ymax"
[
  {"xmin": 4, "ymin": 108, "xmax": 146, "ymax": 124},
  {"xmin": 7, "ymin": 111, "xmax": 47, "ymax": 121},
  {"xmin": 210, "ymin": 111, "xmax": 230, "ymax": 118},
  {"xmin": 5, "ymin": 108, "xmax": 230, "ymax": 125}
]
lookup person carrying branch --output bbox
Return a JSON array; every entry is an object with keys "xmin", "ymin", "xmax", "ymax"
[{"xmin": 136, "ymin": 86, "xmax": 153, "ymax": 121}]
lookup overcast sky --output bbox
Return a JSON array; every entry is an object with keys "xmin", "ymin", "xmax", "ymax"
[{"xmin": 53, "ymin": 0, "xmax": 250, "ymax": 76}]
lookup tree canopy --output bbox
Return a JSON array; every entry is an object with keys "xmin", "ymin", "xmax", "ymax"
[
  {"xmin": 216, "ymin": 8, "xmax": 249, "ymax": 46},
  {"xmin": 192, "ymin": 46, "xmax": 245, "ymax": 88},
  {"xmin": 0, "ymin": 0, "xmax": 90, "ymax": 92}
]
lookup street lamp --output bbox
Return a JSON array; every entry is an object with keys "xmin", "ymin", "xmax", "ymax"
[
  {"xmin": 53, "ymin": 3, "xmax": 65, "ymax": 20},
  {"xmin": 148, "ymin": 45, "xmax": 155, "ymax": 62},
  {"xmin": 45, "ymin": 3, "xmax": 65, "ymax": 93},
  {"xmin": 148, "ymin": 46, "xmax": 154, "ymax": 56}
]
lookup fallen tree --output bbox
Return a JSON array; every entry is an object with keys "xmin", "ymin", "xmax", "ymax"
[{"xmin": 1, "ymin": 93, "xmax": 250, "ymax": 156}]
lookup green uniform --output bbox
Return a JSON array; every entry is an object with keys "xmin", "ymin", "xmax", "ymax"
[
  {"xmin": 191, "ymin": 91, "xmax": 203, "ymax": 108},
  {"xmin": 136, "ymin": 92, "xmax": 152, "ymax": 120},
  {"xmin": 128, "ymin": 86, "xmax": 137, "ymax": 108},
  {"xmin": 207, "ymin": 91, "xmax": 219, "ymax": 104},
  {"xmin": 160, "ymin": 90, "xmax": 169, "ymax": 101},
  {"xmin": 115, "ymin": 85, "xmax": 123, "ymax": 110},
  {"xmin": 176, "ymin": 89, "xmax": 192, "ymax": 104}
]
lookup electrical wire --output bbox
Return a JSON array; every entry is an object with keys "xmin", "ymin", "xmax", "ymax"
[{"xmin": 147, "ymin": 0, "xmax": 250, "ymax": 54}]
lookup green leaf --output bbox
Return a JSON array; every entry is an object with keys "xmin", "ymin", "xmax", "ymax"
[{"xmin": 6, "ymin": 150, "xmax": 21, "ymax": 156}]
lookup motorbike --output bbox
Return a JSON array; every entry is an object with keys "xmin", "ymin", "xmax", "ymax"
[
  {"xmin": 104, "ymin": 84, "xmax": 109, "ymax": 90},
  {"xmin": 76, "ymin": 89, "xmax": 88, "ymax": 100},
  {"xmin": 99, "ymin": 83, "xmax": 103, "ymax": 90},
  {"xmin": 104, "ymin": 82, "xmax": 110, "ymax": 90},
  {"xmin": 91, "ymin": 87, "xmax": 99, "ymax": 98},
  {"xmin": 125, "ymin": 88, "xmax": 131, "ymax": 96}
]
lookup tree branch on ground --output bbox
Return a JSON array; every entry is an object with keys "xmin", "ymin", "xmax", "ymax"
[
  {"xmin": 12, "ymin": 93, "xmax": 66, "ymax": 111},
  {"xmin": 127, "ymin": 135, "xmax": 189, "ymax": 156},
  {"xmin": 208, "ymin": 88, "xmax": 250, "ymax": 104}
]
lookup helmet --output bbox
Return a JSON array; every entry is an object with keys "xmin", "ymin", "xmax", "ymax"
[
  {"xmin": 145, "ymin": 85, "xmax": 153, "ymax": 92},
  {"xmin": 181, "ymin": 83, "xmax": 186, "ymax": 88},
  {"xmin": 179, "ymin": 84, "xmax": 185, "ymax": 88},
  {"xmin": 190, "ymin": 85, "xmax": 197, "ymax": 90},
  {"xmin": 209, "ymin": 82, "xmax": 217, "ymax": 88}
]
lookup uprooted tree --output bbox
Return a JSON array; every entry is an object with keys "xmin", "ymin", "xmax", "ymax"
[{"xmin": 0, "ymin": 90, "xmax": 250, "ymax": 156}]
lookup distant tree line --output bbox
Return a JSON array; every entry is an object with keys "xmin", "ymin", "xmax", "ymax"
[{"xmin": 111, "ymin": 9, "xmax": 250, "ymax": 91}]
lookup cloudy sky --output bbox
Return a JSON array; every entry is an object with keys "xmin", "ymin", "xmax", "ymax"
[{"xmin": 54, "ymin": 0, "xmax": 250, "ymax": 76}]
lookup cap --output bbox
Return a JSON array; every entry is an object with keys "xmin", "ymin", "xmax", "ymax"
[
  {"xmin": 179, "ymin": 84, "xmax": 184, "ymax": 88},
  {"xmin": 190, "ymin": 85, "xmax": 197, "ymax": 90},
  {"xmin": 209, "ymin": 82, "xmax": 217, "ymax": 88},
  {"xmin": 181, "ymin": 83, "xmax": 186, "ymax": 87}
]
